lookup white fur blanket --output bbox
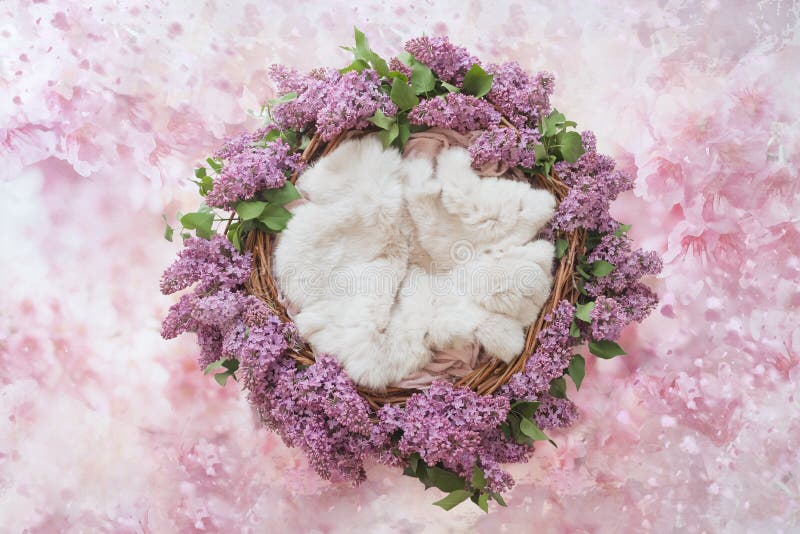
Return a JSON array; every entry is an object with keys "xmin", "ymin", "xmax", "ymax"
[{"xmin": 273, "ymin": 135, "xmax": 556, "ymax": 390}]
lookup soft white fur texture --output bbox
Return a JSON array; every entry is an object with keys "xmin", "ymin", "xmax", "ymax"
[{"xmin": 273, "ymin": 135, "xmax": 556, "ymax": 389}]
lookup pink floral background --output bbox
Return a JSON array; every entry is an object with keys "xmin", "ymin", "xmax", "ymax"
[{"xmin": 2, "ymin": 1, "xmax": 799, "ymax": 532}]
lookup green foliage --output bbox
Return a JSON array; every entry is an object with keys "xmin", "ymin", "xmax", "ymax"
[
  {"xmin": 433, "ymin": 490, "xmax": 471, "ymax": 511},
  {"xmin": 566, "ymin": 354, "xmax": 586, "ymax": 390},
  {"xmin": 192, "ymin": 166, "xmax": 214, "ymax": 197},
  {"xmin": 531, "ymin": 109, "xmax": 585, "ymax": 177},
  {"xmin": 180, "ymin": 209, "xmax": 214, "ymax": 239},
  {"xmin": 549, "ymin": 376, "xmax": 567, "ymax": 399},
  {"xmin": 260, "ymin": 181, "xmax": 301, "ymax": 206},
  {"xmin": 504, "ymin": 400, "xmax": 556, "ymax": 448},
  {"xmin": 235, "ymin": 200, "xmax": 268, "ymax": 220},
  {"xmin": 575, "ymin": 301, "xmax": 595, "ymax": 323},
  {"xmin": 204, "ymin": 358, "xmax": 239, "ymax": 386},
  {"xmin": 591, "ymin": 260, "xmax": 615, "ymax": 277},
  {"xmin": 404, "ymin": 454, "xmax": 503, "ymax": 513},
  {"xmin": 555, "ymin": 238, "xmax": 569, "ymax": 259},
  {"xmin": 340, "ymin": 27, "xmax": 390, "ymax": 77},
  {"xmin": 162, "ymin": 215, "xmax": 174, "ymax": 242},
  {"xmin": 411, "ymin": 62, "xmax": 436, "ymax": 95},
  {"xmin": 390, "ymin": 77, "xmax": 419, "ymax": 110},
  {"xmin": 569, "ymin": 319, "xmax": 581, "ymax": 338},
  {"xmin": 615, "ymin": 223, "xmax": 632, "ymax": 237},
  {"xmin": 257, "ymin": 204, "xmax": 292, "ymax": 232},
  {"xmin": 460, "ymin": 64, "xmax": 494, "ymax": 98},
  {"xmin": 589, "ymin": 340, "xmax": 626, "ymax": 359}
]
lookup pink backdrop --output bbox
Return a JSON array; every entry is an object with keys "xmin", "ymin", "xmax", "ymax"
[{"xmin": 2, "ymin": 1, "xmax": 799, "ymax": 532}]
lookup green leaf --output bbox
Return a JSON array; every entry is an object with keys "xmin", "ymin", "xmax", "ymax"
[
  {"xmin": 397, "ymin": 116, "xmax": 411, "ymax": 147},
  {"xmin": 194, "ymin": 167, "xmax": 207, "ymax": 179},
  {"xmin": 235, "ymin": 200, "xmax": 268, "ymax": 221},
  {"xmin": 213, "ymin": 372, "xmax": 230, "ymax": 386},
  {"xmin": 491, "ymin": 492, "xmax": 507, "ymax": 507},
  {"xmin": 428, "ymin": 467, "xmax": 466, "ymax": 492},
  {"xmin": 440, "ymin": 81, "xmax": 460, "ymax": 93},
  {"xmin": 227, "ymin": 222, "xmax": 242, "ymax": 252},
  {"xmin": 368, "ymin": 109, "xmax": 396, "ymax": 130},
  {"xmin": 560, "ymin": 131, "xmax": 584, "ymax": 163},
  {"xmin": 203, "ymin": 358, "xmax": 225, "ymax": 375},
  {"xmin": 575, "ymin": 301, "xmax": 596, "ymax": 323},
  {"xmin": 589, "ymin": 340, "xmax": 626, "ymax": 359},
  {"xmin": 591, "ymin": 260, "xmax": 615, "ymax": 277},
  {"xmin": 433, "ymin": 490, "xmax": 471, "ymax": 511},
  {"xmin": 555, "ymin": 238, "xmax": 568, "ymax": 259},
  {"xmin": 206, "ymin": 157, "xmax": 223, "ymax": 172},
  {"xmin": 476, "ymin": 493, "xmax": 489, "ymax": 513},
  {"xmin": 510, "ymin": 400, "xmax": 539, "ymax": 419},
  {"xmin": 379, "ymin": 121, "xmax": 400, "ymax": 148},
  {"xmin": 471, "ymin": 466, "xmax": 486, "ymax": 490},
  {"xmin": 261, "ymin": 181, "xmax": 301, "ymax": 206},
  {"xmin": 460, "ymin": 64, "xmax": 493, "ymax": 98},
  {"xmin": 340, "ymin": 59, "xmax": 369, "ymax": 74},
  {"xmin": 569, "ymin": 320, "xmax": 581, "ymax": 338},
  {"xmin": 549, "ymin": 376, "xmax": 567, "ymax": 399},
  {"xmin": 411, "ymin": 62, "xmax": 436, "ymax": 94},
  {"xmin": 369, "ymin": 52, "xmax": 390, "ymax": 77},
  {"xmin": 396, "ymin": 51, "xmax": 414, "ymax": 66},
  {"xmin": 180, "ymin": 211, "xmax": 214, "ymax": 240},
  {"xmin": 162, "ymin": 215, "xmax": 174, "ymax": 242},
  {"xmin": 258, "ymin": 204, "xmax": 292, "ymax": 231},
  {"xmin": 520, "ymin": 418, "xmax": 550, "ymax": 441},
  {"xmin": 567, "ymin": 355, "xmax": 586, "ymax": 390},
  {"xmin": 408, "ymin": 452, "xmax": 420, "ymax": 472},
  {"xmin": 267, "ymin": 92, "xmax": 298, "ymax": 106},
  {"xmin": 263, "ymin": 129, "xmax": 281, "ymax": 143},
  {"xmin": 615, "ymin": 223, "xmax": 632, "ymax": 237},
  {"xmin": 353, "ymin": 26, "xmax": 369, "ymax": 60},
  {"xmin": 390, "ymin": 78, "xmax": 419, "ymax": 110},
  {"xmin": 222, "ymin": 358, "xmax": 239, "ymax": 374}
]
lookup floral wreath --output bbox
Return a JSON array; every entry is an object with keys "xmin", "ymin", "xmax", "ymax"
[{"xmin": 160, "ymin": 28, "xmax": 662, "ymax": 511}]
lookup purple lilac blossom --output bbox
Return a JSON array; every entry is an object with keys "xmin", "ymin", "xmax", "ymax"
[
  {"xmin": 503, "ymin": 300, "xmax": 577, "ymax": 399},
  {"xmin": 549, "ymin": 132, "xmax": 634, "ymax": 232},
  {"xmin": 469, "ymin": 125, "xmax": 540, "ymax": 169},
  {"xmin": 408, "ymin": 93, "xmax": 500, "ymax": 134},
  {"xmin": 404, "ymin": 35, "xmax": 478, "ymax": 84},
  {"xmin": 534, "ymin": 395, "xmax": 580, "ymax": 430},
  {"xmin": 159, "ymin": 235, "xmax": 252, "ymax": 295},
  {"xmin": 485, "ymin": 63, "xmax": 555, "ymax": 127},
  {"xmin": 589, "ymin": 295, "xmax": 629, "ymax": 341},
  {"xmin": 247, "ymin": 354, "xmax": 374, "ymax": 484},
  {"xmin": 270, "ymin": 66, "xmax": 397, "ymax": 142},
  {"xmin": 388, "ymin": 380, "xmax": 510, "ymax": 481},
  {"xmin": 206, "ymin": 134, "xmax": 305, "ymax": 209}
]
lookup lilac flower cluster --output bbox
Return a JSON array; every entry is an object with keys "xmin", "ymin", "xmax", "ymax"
[
  {"xmin": 584, "ymin": 233, "xmax": 662, "ymax": 332},
  {"xmin": 160, "ymin": 235, "xmax": 252, "ymax": 297},
  {"xmin": 503, "ymin": 301, "xmax": 577, "ymax": 399},
  {"xmin": 248, "ymin": 354, "xmax": 374, "ymax": 483},
  {"xmin": 551, "ymin": 131, "xmax": 634, "ymax": 232},
  {"xmin": 469, "ymin": 125, "xmax": 541, "ymax": 169},
  {"xmin": 486, "ymin": 63, "xmax": 555, "ymax": 127},
  {"xmin": 269, "ymin": 65, "xmax": 397, "ymax": 142},
  {"xmin": 206, "ymin": 131, "xmax": 305, "ymax": 209},
  {"xmin": 404, "ymin": 35, "xmax": 478, "ymax": 84},
  {"xmin": 408, "ymin": 93, "xmax": 500, "ymax": 134},
  {"xmin": 376, "ymin": 380, "xmax": 530, "ymax": 492},
  {"xmin": 534, "ymin": 395, "xmax": 579, "ymax": 430}
]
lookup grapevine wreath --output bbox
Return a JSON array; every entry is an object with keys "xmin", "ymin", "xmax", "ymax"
[{"xmin": 160, "ymin": 29, "xmax": 662, "ymax": 511}]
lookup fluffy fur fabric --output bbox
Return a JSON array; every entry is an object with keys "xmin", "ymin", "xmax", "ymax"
[{"xmin": 273, "ymin": 135, "xmax": 556, "ymax": 389}]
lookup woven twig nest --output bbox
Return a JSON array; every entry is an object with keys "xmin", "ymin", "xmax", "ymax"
[{"xmin": 245, "ymin": 126, "xmax": 585, "ymax": 409}]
